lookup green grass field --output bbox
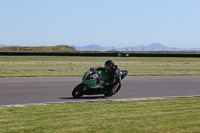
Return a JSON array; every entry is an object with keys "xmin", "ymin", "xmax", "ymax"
[
  {"xmin": 1, "ymin": 56, "xmax": 200, "ymax": 132},
  {"xmin": 0, "ymin": 56, "xmax": 200, "ymax": 77},
  {"xmin": 0, "ymin": 97, "xmax": 200, "ymax": 132}
]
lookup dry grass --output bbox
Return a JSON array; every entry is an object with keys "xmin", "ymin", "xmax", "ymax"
[{"xmin": 0, "ymin": 56, "xmax": 200, "ymax": 77}]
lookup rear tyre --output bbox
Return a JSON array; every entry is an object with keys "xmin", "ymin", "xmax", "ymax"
[
  {"xmin": 104, "ymin": 83, "xmax": 121, "ymax": 97},
  {"xmin": 72, "ymin": 83, "xmax": 84, "ymax": 98},
  {"xmin": 104, "ymin": 92, "xmax": 113, "ymax": 97}
]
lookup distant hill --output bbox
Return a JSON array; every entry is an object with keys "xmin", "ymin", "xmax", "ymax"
[
  {"xmin": 119, "ymin": 43, "xmax": 183, "ymax": 51},
  {"xmin": 71, "ymin": 44, "xmax": 114, "ymax": 51},
  {"xmin": 0, "ymin": 45, "xmax": 76, "ymax": 52},
  {"xmin": 71, "ymin": 43, "xmax": 200, "ymax": 51},
  {"xmin": 1, "ymin": 43, "xmax": 200, "ymax": 52}
]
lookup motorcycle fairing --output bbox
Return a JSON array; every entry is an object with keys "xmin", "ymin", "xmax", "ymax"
[{"xmin": 82, "ymin": 70, "xmax": 110, "ymax": 89}]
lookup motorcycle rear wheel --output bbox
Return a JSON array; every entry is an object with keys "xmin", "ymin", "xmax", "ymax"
[
  {"xmin": 104, "ymin": 84, "xmax": 121, "ymax": 97},
  {"xmin": 72, "ymin": 83, "xmax": 84, "ymax": 98}
]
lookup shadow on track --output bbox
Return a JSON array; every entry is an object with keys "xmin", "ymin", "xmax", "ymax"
[{"xmin": 59, "ymin": 96, "xmax": 107, "ymax": 100}]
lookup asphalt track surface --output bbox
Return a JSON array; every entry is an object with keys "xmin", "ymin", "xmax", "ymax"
[{"xmin": 0, "ymin": 76, "xmax": 200, "ymax": 106}]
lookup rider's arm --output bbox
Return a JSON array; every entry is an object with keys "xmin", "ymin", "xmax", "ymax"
[
  {"xmin": 95, "ymin": 67, "xmax": 105, "ymax": 71},
  {"xmin": 90, "ymin": 67, "xmax": 105, "ymax": 71}
]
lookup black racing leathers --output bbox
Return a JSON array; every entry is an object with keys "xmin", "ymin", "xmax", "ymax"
[
  {"xmin": 93, "ymin": 65, "xmax": 121, "ymax": 96},
  {"xmin": 89, "ymin": 65, "xmax": 122, "ymax": 96},
  {"xmin": 90, "ymin": 65, "xmax": 121, "ymax": 95},
  {"xmin": 94, "ymin": 65, "xmax": 121, "ymax": 86}
]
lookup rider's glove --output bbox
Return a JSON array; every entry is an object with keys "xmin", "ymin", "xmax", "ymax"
[
  {"xmin": 90, "ymin": 67, "xmax": 98, "ymax": 72},
  {"xmin": 90, "ymin": 67, "xmax": 94, "ymax": 71}
]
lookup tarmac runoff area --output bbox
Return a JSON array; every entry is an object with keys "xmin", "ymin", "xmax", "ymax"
[{"xmin": 0, "ymin": 76, "xmax": 200, "ymax": 108}]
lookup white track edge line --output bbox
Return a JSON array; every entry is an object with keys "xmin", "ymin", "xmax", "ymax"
[{"xmin": 0, "ymin": 95, "xmax": 200, "ymax": 108}]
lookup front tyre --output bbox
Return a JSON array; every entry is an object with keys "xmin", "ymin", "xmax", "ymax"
[{"xmin": 72, "ymin": 83, "xmax": 84, "ymax": 98}]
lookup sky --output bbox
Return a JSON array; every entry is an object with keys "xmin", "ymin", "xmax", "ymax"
[{"xmin": 0, "ymin": 0, "xmax": 200, "ymax": 48}]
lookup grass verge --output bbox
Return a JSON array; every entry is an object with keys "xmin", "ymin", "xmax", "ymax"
[
  {"xmin": 0, "ymin": 97, "xmax": 200, "ymax": 132},
  {"xmin": 0, "ymin": 56, "xmax": 200, "ymax": 77}
]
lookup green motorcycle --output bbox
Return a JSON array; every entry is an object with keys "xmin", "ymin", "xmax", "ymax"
[{"xmin": 72, "ymin": 69, "xmax": 128, "ymax": 98}]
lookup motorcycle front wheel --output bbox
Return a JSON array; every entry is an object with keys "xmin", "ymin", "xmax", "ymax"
[{"xmin": 72, "ymin": 83, "xmax": 84, "ymax": 98}]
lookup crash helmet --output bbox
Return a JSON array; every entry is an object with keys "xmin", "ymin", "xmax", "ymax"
[{"xmin": 105, "ymin": 60, "xmax": 115, "ymax": 73}]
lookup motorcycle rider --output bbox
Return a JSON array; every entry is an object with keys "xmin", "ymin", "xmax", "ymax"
[{"xmin": 90, "ymin": 60, "xmax": 121, "ymax": 96}]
